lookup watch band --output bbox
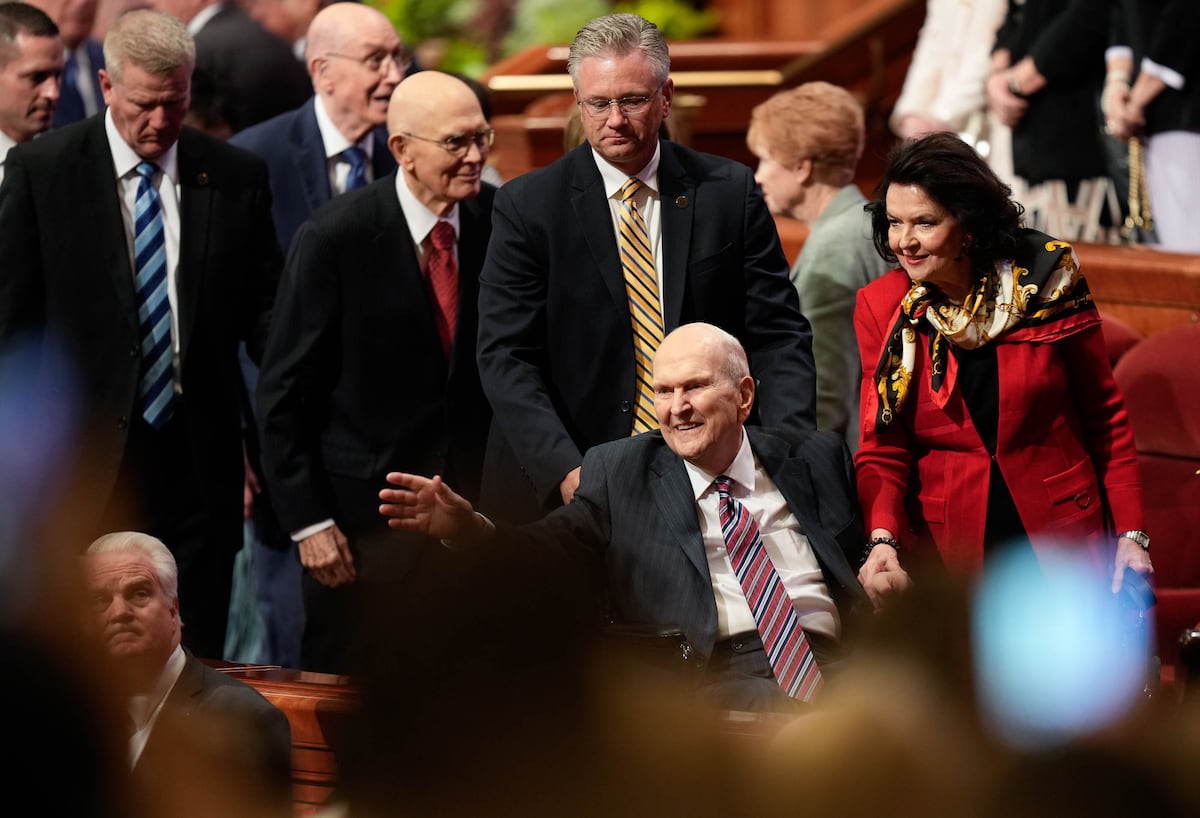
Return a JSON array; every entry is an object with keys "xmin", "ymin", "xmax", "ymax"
[{"xmin": 1118, "ymin": 530, "xmax": 1151, "ymax": 551}]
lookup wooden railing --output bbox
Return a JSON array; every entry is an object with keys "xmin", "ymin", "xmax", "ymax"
[{"xmin": 481, "ymin": 0, "xmax": 923, "ymax": 182}]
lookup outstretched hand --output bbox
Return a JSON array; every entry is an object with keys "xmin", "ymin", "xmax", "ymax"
[{"xmin": 379, "ymin": 472, "xmax": 480, "ymax": 541}]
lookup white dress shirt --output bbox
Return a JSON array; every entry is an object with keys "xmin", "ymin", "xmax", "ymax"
[
  {"xmin": 107, "ymin": 111, "xmax": 184, "ymax": 392},
  {"xmin": 592, "ymin": 142, "xmax": 664, "ymax": 322},
  {"xmin": 683, "ymin": 430, "xmax": 840, "ymax": 641},
  {"xmin": 128, "ymin": 644, "xmax": 186, "ymax": 768},
  {"xmin": 314, "ymin": 94, "xmax": 376, "ymax": 195}
]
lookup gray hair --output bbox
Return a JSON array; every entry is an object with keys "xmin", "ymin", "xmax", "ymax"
[
  {"xmin": 705, "ymin": 324, "xmax": 750, "ymax": 383},
  {"xmin": 566, "ymin": 13, "xmax": 669, "ymax": 87},
  {"xmin": 103, "ymin": 8, "xmax": 194, "ymax": 85},
  {"xmin": 87, "ymin": 530, "xmax": 179, "ymax": 604}
]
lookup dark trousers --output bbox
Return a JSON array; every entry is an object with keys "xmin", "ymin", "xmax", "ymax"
[{"xmin": 103, "ymin": 409, "xmax": 239, "ymax": 660}]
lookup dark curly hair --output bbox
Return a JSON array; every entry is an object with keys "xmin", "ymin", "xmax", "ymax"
[{"xmin": 865, "ymin": 132, "xmax": 1024, "ymax": 269}]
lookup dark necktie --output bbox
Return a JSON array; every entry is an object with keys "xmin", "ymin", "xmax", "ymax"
[
  {"xmin": 133, "ymin": 161, "xmax": 175, "ymax": 429},
  {"xmin": 715, "ymin": 476, "xmax": 822, "ymax": 701},
  {"xmin": 427, "ymin": 220, "xmax": 459, "ymax": 356},
  {"xmin": 343, "ymin": 146, "xmax": 367, "ymax": 191},
  {"xmin": 617, "ymin": 178, "xmax": 663, "ymax": 435}
]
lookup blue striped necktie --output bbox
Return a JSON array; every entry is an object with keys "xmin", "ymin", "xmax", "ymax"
[
  {"xmin": 133, "ymin": 161, "xmax": 175, "ymax": 430},
  {"xmin": 715, "ymin": 476, "xmax": 823, "ymax": 701},
  {"xmin": 343, "ymin": 146, "xmax": 368, "ymax": 191},
  {"xmin": 617, "ymin": 177, "xmax": 664, "ymax": 434}
]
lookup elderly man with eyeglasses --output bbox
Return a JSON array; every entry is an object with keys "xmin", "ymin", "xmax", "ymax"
[
  {"xmin": 254, "ymin": 70, "xmax": 497, "ymax": 674},
  {"xmin": 475, "ymin": 12, "xmax": 817, "ymax": 525}
]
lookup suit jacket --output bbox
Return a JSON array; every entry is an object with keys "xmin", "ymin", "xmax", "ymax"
[
  {"xmin": 853, "ymin": 236, "xmax": 1144, "ymax": 576},
  {"xmin": 52, "ymin": 39, "xmax": 106, "ymax": 129},
  {"xmin": 192, "ymin": 3, "xmax": 312, "ymax": 134},
  {"xmin": 477, "ymin": 140, "xmax": 817, "ymax": 521},
  {"xmin": 790, "ymin": 185, "xmax": 891, "ymax": 449},
  {"xmin": 230, "ymin": 97, "xmax": 397, "ymax": 254},
  {"xmin": 0, "ymin": 116, "xmax": 282, "ymax": 535},
  {"xmin": 256, "ymin": 175, "xmax": 495, "ymax": 577},
  {"xmin": 135, "ymin": 651, "xmax": 292, "ymax": 811},
  {"xmin": 525, "ymin": 427, "xmax": 869, "ymax": 662}
]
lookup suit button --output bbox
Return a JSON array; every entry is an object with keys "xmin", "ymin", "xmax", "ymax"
[
  {"xmin": 1074, "ymin": 492, "xmax": 1091, "ymax": 509},
  {"xmin": 731, "ymin": 638, "xmax": 744, "ymax": 651},
  {"xmin": 620, "ymin": 401, "xmax": 631, "ymax": 413},
  {"xmin": 128, "ymin": 346, "xmax": 138, "ymax": 358},
  {"xmin": 117, "ymin": 416, "xmax": 129, "ymax": 429}
]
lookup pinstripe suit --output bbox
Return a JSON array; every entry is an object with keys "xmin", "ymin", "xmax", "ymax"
[{"xmin": 527, "ymin": 427, "xmax": 870, "ymax": 666}]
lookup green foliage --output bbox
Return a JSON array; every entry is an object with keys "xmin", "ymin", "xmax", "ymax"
[{"xmin": 372, "ymin": 0, "xmax": 721, "ymax": 73}]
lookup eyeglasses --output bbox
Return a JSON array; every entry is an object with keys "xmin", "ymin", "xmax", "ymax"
[
  {"xmin": 577, "ymin": 86, "xmax": 663, "ymax": 118},
  {"xmin": 401, "ymin": 128, "xmax": 495, "ymax": 157},
  {"xmin": 324, "ymin": 46, "xmax": 410, "ymax": 75}
]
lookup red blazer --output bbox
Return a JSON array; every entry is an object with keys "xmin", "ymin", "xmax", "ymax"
[{"xmin": 854, "ymin": 268, "xmax": 1144, "ymax": 576}]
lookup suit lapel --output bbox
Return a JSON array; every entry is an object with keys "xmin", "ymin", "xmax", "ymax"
[
  {"xmin": 648, "ymin": 444, "xmax": 709, "ymax": 581},
  {"xmin": 370, "ymin": 126, "xmax": 397, "ymax": 179},
  {"xmin": 295, "ymin": 101, "xmax": 332, "ymax": 212},
  {"xmin": 567, "ymin": 146, "xmax": 628, "ymax": 315},
  {"xmin": 176, "ymin": 129, "xmax": 210, "ymax": 364},
  {"xmin": 656, "ymin": 142, "xmax": 694, "ymax": 330},
  {"xmin": 749, "ymin": 430, "xmax": 860, "ymax": 594},
  {"xmin": 82, "ymin": 118, "xmax": 140, "ymax": 338}
]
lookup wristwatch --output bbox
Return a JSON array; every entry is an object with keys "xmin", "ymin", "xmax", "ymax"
[{"xmin": 1118, "ymin": 530, "xmax": 1151, "ymax": 551}]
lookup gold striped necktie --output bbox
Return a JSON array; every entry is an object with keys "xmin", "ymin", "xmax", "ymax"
[{"xmin": 617, "ymin": 177, "xmax": 664, "ymax": 435}]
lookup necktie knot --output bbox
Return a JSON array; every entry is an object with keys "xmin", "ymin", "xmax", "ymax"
[
  {"xmin": 430, "ymin": 220, "xmax": 455, "ymax": 251},
  {"xmin": 714, "ymin": 475, "xmax": 733, "ymax": 499},
  {"xmin": 343, "ymin": 146, "xmax": 367, "ymax": 190},
  {"xmin": 135, "ymin": 161, "xmax": 157, "ymax": 184},
  {"xmin": 619, "ymin": 177, "xmax": 643, "ymax": 204}
]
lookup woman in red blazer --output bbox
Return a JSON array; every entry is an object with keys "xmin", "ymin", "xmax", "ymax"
[{"xmin": 854, "ymin": 133, "xmax": 1151, "ymax": 600}]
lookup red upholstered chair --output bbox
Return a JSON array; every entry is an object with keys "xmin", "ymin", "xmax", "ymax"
[
  {"xmin": 1099, "ymin": 312, "xmax": 1142, "ymax": 368},
  {"xmin": 1111, "ymin": 324, "xmax": 1200, "ymax": 670}
]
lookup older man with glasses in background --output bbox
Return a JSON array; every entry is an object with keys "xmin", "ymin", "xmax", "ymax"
[
  {"xmin": 254, "ymin": 70, "xmax": 497, "ymax": 674},
  {"xmin": 474, "ymin": 13, "xmax": 817, "ymax": 526}
]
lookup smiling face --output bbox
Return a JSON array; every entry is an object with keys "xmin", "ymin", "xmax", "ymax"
[
  {"xmin": 310, "ymin": 4, "xmax": 404, "ymax": 143},
  {"xmin": 653, "ymin": 325, "xmax": 754, "ymax": 475},
  {"xmin": 0, "ymin": 32, "xmax": 63, "ymax": 143},
  {"xmin": 573, "ymin": 50, "xmax": 671, "ymax": 175},
  {"xmin": 100, "ymin": 62, "xmax": 190, "ymax": 160},
  {"xmin": 885, "ymin": 183, "xmax": 973, "ymax": 300},
  {"xmin": 85, "ymin": 551, "xmax": 180, "ymax": 676}
]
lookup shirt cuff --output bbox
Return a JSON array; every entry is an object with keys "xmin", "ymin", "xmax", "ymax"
[
  {"xmin": 292, "ymin": 519, "xmax": 335, "ymax": 542},
  {"xmin": 1141, "ymin": 57, "xmax": 1186, "ymax": 91}
]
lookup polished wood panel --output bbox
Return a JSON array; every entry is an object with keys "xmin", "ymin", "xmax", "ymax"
[{"xmin": 1074, "ymin": 243, "xmax": 1200, "ymax": 338}]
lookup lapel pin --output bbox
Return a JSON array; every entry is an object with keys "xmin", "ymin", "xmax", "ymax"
[
  {"xmin": 196, "ymin": 172, "xmax": 209, "ymax": 186},
  {"xmin": 675, "ymin": 195, "xmax": 688, "ymax": 209}
]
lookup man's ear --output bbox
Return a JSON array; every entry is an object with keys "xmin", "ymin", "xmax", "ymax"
[{"xmin": 737, "ymin": 374, "xmax": 756, "ymax": 421}]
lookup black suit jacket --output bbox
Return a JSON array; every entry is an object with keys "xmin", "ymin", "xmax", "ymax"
[
  {"xmin": 192, "ymin": 3, "xmax": 312, "ymax": 133},
  {"xmin": 526, "ymin": 428, "xmax": 869, "ymax": 662},
  {"xmin": 135, "ymin": 652, "xmax": 293, "ymax": 811},
  {"xmin": 0, "ymin": 116, "xmax": 281, "ymax": 535},
  {"xmin": 477, "ymin": 141, "xmax": 817, "ymax": 521},
  {"xmin": 230, "ymin": 97, "xmax": 397, "ymax": 254},
  {"xmin": 256, "ymin": 175, "xmax": 495, "ymax": 577}
]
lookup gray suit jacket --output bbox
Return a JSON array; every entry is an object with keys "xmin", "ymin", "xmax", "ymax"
[{"xmin": 524, "ymin": 427, "xmax": 869, "ymax": 662}]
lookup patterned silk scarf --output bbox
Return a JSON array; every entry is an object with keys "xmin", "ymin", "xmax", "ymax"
[{"xmin": 872, "ymin": 237, "xmax": 1096, "ymax": 431}]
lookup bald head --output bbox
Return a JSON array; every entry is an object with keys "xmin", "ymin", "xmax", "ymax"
[
  {"xmin": 305, "ymin": 1, "xmax": 403, "ymax": 143},
  {"xmin": 652, "ymin": 323, "xmax": 754, "ymax": 474},
  {"xmin": 386, "ymin": 71, "xmax": 490, "ymax": 216}
]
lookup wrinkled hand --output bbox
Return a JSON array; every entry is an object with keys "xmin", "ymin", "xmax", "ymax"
[
  {"xmin": 1112, "ymin": 536, "xmax": 1153, "ymax": 593},
  {"xmin": 559, "ymin": 467, "xmax": 582, "ymax": 506},
  {"xmin": 379, "ymin": 472, "xmax": 479, "ymax": 541},
  {"xmin": 858, "ymin": 541, "xmax": 905, "ymax": 608},
  {"xmin": 865, "ymin": 569, "xmax": 914, "ymax": 610},
  {"xmin": 299, "ymin": 524, "xmax": 356, "ymax": 588}
]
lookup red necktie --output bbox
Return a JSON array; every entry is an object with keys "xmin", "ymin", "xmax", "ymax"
[
  {"xmin": 427, "ymin": 220, "xmax": 459, "ymax": 356},
  {"xmin": 715, "ymin": 476, "xmax": 823, "ymax": 701}
]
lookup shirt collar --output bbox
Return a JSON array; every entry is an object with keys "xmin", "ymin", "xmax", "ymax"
[
  {"xmin": 105, "ymin": 108, "xmax": 179, "ymax": 184},
  {"xmin": 129, "ymin": 644, "xmax": 186, "ymax": 727},
  {"xmin": 313, "ymin": 94, "xmax": 374, "ymax": 162},
  {"xmin": 682, "ymin": 428, "xmax": 755, "ymax": 502},
  {"xmin": 592, "ymin": 140, "xmax": 661, "ymax": 200},
  {"xmin": 186, "ymin": 2, "xmax": 222, "ymax": 35},
  {"xmin": 394, "ymin": 171, "xmax": 460, "ymax": 247}
]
